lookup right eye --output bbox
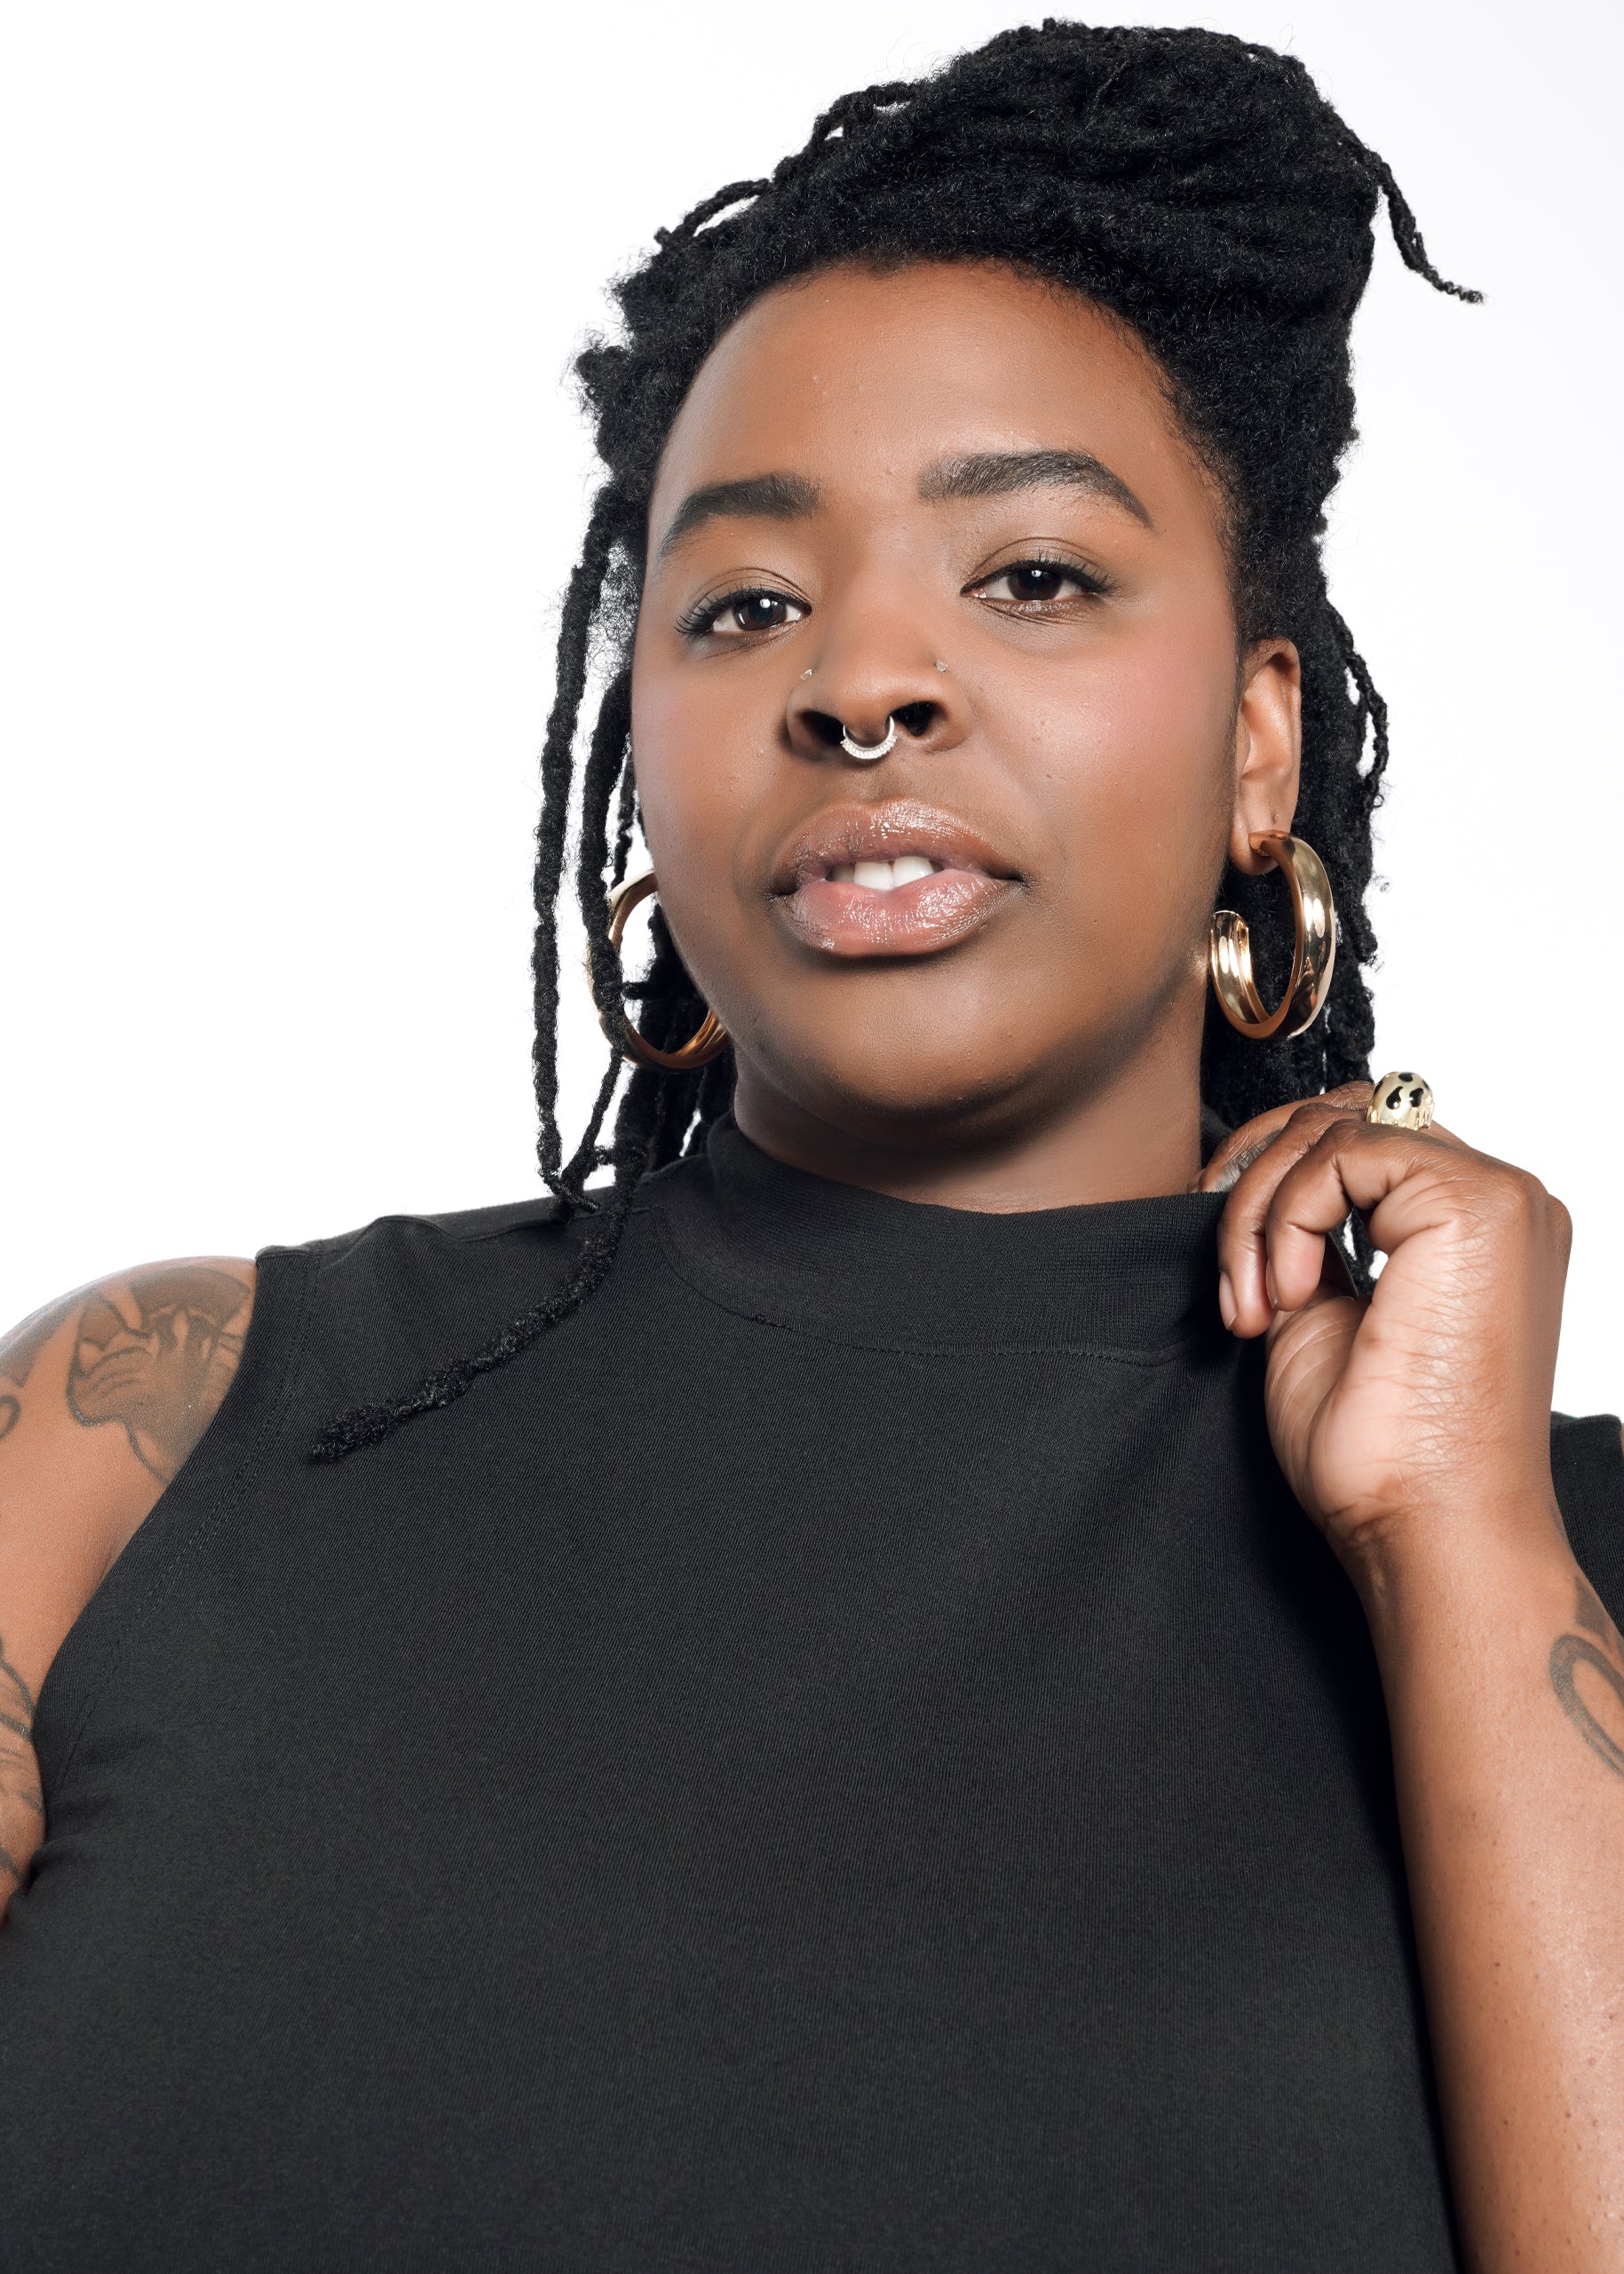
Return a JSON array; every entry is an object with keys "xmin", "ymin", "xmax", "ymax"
[{"xmin": 679, "ymin": 587, "xmax": 810, "ymax": 640}]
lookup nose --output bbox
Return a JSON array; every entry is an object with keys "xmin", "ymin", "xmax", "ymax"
[{"xmin": 787, "ymin": 622, "xmax": 968, "ymax": 768}]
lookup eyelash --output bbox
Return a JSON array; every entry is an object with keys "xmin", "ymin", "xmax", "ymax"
[
  {"xmin": 676, "ymin": 586, "xmax": 809, "ymax": 641},
  {"xmin": 674, "ymin": 554, "xmax": 1113, "ymax": 642},
  {"xmin": 970, "ymin": 555, "xmax": 1113, "ymax": 611}
]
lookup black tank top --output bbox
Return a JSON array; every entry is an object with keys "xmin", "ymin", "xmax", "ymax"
[{"xmin": 3, "ymin": 1121, "xmax": 1620, "ymax": 2270}]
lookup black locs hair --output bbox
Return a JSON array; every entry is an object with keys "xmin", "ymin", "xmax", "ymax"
[{"xmin": 313, "ymin": 19, "xmax": 1476, "ymax": 1461}]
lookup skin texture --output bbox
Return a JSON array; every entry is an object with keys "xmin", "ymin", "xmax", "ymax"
[
  {"xmin": 633, "ymin": 264, "xmax": 1301, "ymax": 1213},
  {"xmin": 3, "ymin": 258, "xmax": 1619, "ymax": 2268}
]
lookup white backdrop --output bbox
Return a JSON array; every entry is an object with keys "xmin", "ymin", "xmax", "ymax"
[{"xmin": 4, "ymin": 0, "xmax": 1619, "ymax": 1412}]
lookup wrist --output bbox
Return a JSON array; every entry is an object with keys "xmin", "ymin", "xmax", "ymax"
[{"xmin": 1343, "ymin": 1496, "xmax": 1576, "ymax": 1660}]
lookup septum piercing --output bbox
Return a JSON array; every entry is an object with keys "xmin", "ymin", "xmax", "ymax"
[{"xmin": 840, "ymin": 717, "xmax": 899, "ymax": 762}]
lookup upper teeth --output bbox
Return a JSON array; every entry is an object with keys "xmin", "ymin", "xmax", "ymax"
[{"xmin": 831, "ymin": 856, "xmax": 939, "ymax": 890}]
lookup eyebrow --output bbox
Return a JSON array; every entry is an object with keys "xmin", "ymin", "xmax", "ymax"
[
  {"xmin": 917, "ymin": 448, "xmax": 1152, "ymax": 528},
  {"xmin": 654, "ymin": 471, "xmax": 820, "ymax": 563}
]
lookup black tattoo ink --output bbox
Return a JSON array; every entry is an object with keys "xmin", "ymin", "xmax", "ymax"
[
  {"xmin": 0, "ymin": 1631, "xmax": 42, "ymax": 1900},
  {"xmin": 67, "ymin": 1265, "xmax": 250, "ymax": 1485},
  {"xmin": 0, "ymin": 1290, "xmax": 79, "ymax": 1391},
  {"xmin": 1549, "ymin": 1633, "xmax": 1624, "ymax": 1783},
  {"xmin": 0, "ymin": 1397, "xmax": 18, "ymax": 1441}
]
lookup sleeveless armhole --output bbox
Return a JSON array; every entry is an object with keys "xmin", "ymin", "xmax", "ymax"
[
  {"xmin": 1552, "ymin": 1411, "xmax": 1624, "ymax": 1624},
  {"xmin": 28, "ymin": 1242, "xmax": 319, "ymax": 1797}
]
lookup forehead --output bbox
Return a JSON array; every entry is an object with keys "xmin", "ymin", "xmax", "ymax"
[{"xmin": 646, "ymin": 260, "xmax": 1212, "ymax": 536}]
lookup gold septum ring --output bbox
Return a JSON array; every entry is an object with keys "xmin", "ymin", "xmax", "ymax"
[{"xmin": 1366, "ymin": 1072, "xmax": 1436, "ymax": 1131}]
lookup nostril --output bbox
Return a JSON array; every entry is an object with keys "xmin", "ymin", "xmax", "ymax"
[{"xmin": 800, "ymin": 702, "xmax": 937, "ymax": 749}]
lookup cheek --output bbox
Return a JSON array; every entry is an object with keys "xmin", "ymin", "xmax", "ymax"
[
  {"xmin": 628, "ymin": 641, "xmax": 758, "ymax": 994},
  {"xmin": 631, "ymin": 640, "xmax": 726, "ymax": 869},
  {"xmin": 1045, "ymin": 601, "xmax": 1236, "ymax": 915}
]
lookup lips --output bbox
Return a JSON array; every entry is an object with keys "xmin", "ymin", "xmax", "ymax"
[{"xmin": 771, "ymin": 799, "xmax": 1021, "ymax": 959}]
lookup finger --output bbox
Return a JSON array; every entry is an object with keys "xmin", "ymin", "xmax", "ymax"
[
  {"xmin": 1216, "ymin": 1097, "xmax": 1369, "ymax": 1332},
  {"xmin": 1203, "ymin": 1083, "xmax": 1468, "ymax": 1199},
  {"xmin": 1215, "ymin": 1088, "xmax": 1473, "ymax": 1334},
  {"xmin": 1199, "ymin": 1082, "xmax": 1370, "ymax": 1195},
  {"xmin": 1262, "ymin": 1120, "xmax": 1468, "ymax": 1313}
]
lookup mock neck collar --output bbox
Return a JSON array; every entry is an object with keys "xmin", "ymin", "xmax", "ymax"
[{"xmin": 640, "ymin": 1118, "xmax": 1226, "ymax": 1357}]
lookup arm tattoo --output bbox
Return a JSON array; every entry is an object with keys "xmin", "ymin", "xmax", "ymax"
[
  {"xmin": 1550, "ymin": 1577, "xmax": 1624, "ymax": 1784},
  {"xmin": 0, "ymin": 1294, "xmax": 81, "ymax": 1391},
  {"xmin": 0, "ymin": 1630, "xmax": 42, "ymax": 1898},
  {"xmin": 2, "ymin": 1267, "xmax": 251, "ymax": 1484},
  {"xmin": 0, "ymin": 1292, "xmax": 81, "ymax": 1440},
  {"xmin": 67, "ymin": 1266, "xmax": 251, "ymax": 1485}
]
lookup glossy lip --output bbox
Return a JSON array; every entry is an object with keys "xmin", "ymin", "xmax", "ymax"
[{"xmin": 770, "ymin": 798, "xmax": 1024, "ymax": 960}]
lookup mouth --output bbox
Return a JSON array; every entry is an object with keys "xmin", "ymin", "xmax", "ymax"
[{"xmin": 770, "ymin": 799, "xmax": 1022, "ymax": 959}]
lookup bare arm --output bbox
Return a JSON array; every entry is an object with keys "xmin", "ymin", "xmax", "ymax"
[
  {"xmin": 0, "ymin": 1261, "xmax": 256, "ymax": 1912},
  {"xmin": 1207, "ymin": 1091, "xmax": 1623, "ymax": 2270},
  {"xmin": 1359, "ymin": 1520, "xmax": 1624, "ymax": 2267}
]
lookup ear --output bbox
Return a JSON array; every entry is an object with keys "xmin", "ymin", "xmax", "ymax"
[{"xmin": 1227, "ymin": 639, "xmax": 1302, "ymax": 877}]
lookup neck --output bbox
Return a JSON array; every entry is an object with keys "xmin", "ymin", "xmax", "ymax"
[{"xmin": 731, "ymin": 1013, "xmax": 1207, "ymax": 1216}]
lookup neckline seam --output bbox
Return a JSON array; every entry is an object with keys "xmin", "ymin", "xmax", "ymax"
[{"xmin": 643, "ymin": 1204, "xmax": 1214, "ymax": 1365}]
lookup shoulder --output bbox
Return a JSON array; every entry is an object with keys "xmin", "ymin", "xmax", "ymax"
[
  {"xmin": 0, "ymin": 1258, "xmax": 257, "ymax": 1672},
  {"xmin": 217, "ymin": 1191, "xmax": 605, "ymax": 1446},
  {"xmin": 291, "ymin": 1193, "xmax": 583, "ymax": 1359},
  {"xmin": 2, "ymin": 1259, "xmax": 257, "ymax": 1498},
  {"xmin": 0, "ymin": 1259, "xmax": 257, "ymax": 1901},
  {"xmin": 304, "ymin": 1194, "xmax": 571, "ymax": 1271}
]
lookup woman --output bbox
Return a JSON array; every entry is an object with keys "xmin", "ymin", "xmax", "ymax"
[{"xmin": 1, "ymin": 21, "xmax": 1619, "ymax": 2270}]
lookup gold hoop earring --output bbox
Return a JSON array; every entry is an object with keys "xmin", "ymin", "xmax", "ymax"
[
  {"xmin": 1208, "ymin": 832, "xmax": 1336, "ymax": 1042},
  {"xmin": 602, "ymin": 871, "xmax": 728, "ymax": 1073}
]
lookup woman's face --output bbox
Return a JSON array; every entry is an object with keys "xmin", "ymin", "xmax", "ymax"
[{"xmin": 631, "ymin": 260, "xmax": 1300, "ymax": 1192}]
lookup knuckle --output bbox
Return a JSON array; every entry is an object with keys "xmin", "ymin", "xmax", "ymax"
[
  {"xmin": 1481, "ymin": 1166, "xmax": 1549, "ymax": 1234},
  {"xmin": 1214, "ymin": 1129, "xmax": 1277, "ymax": 1180},
  {"xmin": 1219, "ymin": 1090, "xmax": 1362, "ymax": 1202},
  {"xmin": 1207, "ymin": 1111, "xmax": 1288, "ymax": 1187},
  {"xmin": 1512, "ymin": 1167, "xmax": 1549, "ymax": 1214},
  {"xmin": 1289, "ymin": 1096, "xmax": 1346, "ymax": 1129},
  {"xmin": 1263, "ymin": 1167, "xmax": 1310, "ymax": 1235}
]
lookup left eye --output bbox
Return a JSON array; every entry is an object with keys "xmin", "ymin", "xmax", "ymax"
[
  {"xmin": 974, "ymin": 560, "xmax": 1106, "ymax": 607},
  {"xmin": 688, "ymin": 589, "xmax": 810, "ymax": 638}
]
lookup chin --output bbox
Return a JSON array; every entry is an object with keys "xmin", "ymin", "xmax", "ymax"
[{"xmin": 750, "ymin": 1031, "xmax": 1071, "ymax": 1152}]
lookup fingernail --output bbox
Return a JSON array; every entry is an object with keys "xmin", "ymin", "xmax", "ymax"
[
  {"xmin": 1217, "ymin": 1271, "xmax": 1237, "ymax": 1330},
  {"xmin": 1265, "ymin": 1261, "xmax": 1279, "ymax": 1309}
]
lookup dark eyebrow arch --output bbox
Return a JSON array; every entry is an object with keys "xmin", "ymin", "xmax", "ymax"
[
  {"xmin": 654, "ymin": 471, "xmax": 820, "ymax": 564},
  {"xmin": 917, "ymin": 448, "xmax": 1152, "ymax": 529}
]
